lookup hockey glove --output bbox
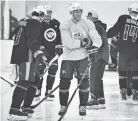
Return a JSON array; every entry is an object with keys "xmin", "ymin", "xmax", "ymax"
[
  {"xmin": 112, "ymin": 36, "xmax": 118, "ymax": 42},
  {"xmin": 37, "ymin": 62, "xmax": 46, "ymax": 76},
  {"xmin": 34, "ymin": 50, "xmax": 48, "ymax": 66},
  {"xmin": 55, "ymin": 45, "xmax": 63, "ymax": 56},
  {"xmin": 81, "ymin": 38, "xmax": 93, "ymax": 50},
  {"xmin": 87, "ymin": 46, "xmax": 98, "ymax": 62}
]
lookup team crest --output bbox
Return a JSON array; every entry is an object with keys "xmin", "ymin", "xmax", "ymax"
[{"xmin": 44, "ymin": 28, "xmax": 57, "ymax": 42}]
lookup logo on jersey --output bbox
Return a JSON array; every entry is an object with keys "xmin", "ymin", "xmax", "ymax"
[
  {"xmin": 44, "ymin": 28, "xmax": 57, "ymax": 42},
  {"xmin": 72, "ymin": 29, "xmax": 86, "ymax": 40}
]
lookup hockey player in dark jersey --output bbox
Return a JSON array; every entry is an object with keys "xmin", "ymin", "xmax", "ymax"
[
  {"xmin": 86, "ymin": 10, "xmax": 109, "ymax": 109},
  {"xmin": 34, "ymin": 5, "xmax": 62, "ymax": 100},
  {"xmin": 107, "ymin": 3, "xmax": 138, "ymax": 103},
  {"xmin": 9, "ymin": 11, "xmax": 34, "ymax": 84},
  {"xmin": 8, "ymin": 6, "xmax": 48, "ymax": 120}
]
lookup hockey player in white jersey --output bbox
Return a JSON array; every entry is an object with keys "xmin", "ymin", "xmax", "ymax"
[{"xmin": 58, "ymin": 3, "xmax": 102, "ymax": 116}]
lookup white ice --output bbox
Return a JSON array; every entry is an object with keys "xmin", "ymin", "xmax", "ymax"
[{"xmin": 1, "ymin": 70, "xmax": 138, "ymax": 121}]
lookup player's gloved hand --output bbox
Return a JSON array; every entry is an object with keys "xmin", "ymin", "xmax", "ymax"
[
  {"xmin": 34, "ymin": 50, "xmax": 48, "ymax": 66},
  {"xmin": 37, "ymin": 61, "xmax": 46, "ymax": 76},
  {"xmin": 87, "ymin": 46, "xmax": 98, "ymax": 62},
  {"xmin": 55, "ymin": 45, "xmax": 63, "ymax": 56},
  {"xmin": 81, "ymin": 38, "xmax": 93, "ymax": 50},
  {"xmin": 112, "ymin": 36, "xmax": 118, "ymax": 42}
]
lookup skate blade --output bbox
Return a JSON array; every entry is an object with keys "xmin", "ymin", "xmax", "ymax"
[
  {"xmin": 86, "ymin": 105, "xmax": 99, "ymax": 110},
  {"xmin": 27, "ymin": 113, "xmax": 33, "ymax": 118},
  {"xmin": 45, "ymin": 97, "xmax": 54, "ymax": 101},
  {"xmin": 7, "ymin": 115, "xmax": 28, "ymax": 121},
  {"xmin": 98, "ymin": 105, "xmax": 106, "ymax": 109}
]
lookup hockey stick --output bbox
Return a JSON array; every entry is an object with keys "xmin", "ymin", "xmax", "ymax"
[
  {"xmin": 58, "ymin": 62, "xmax": 92, "ymax": 121},
  {"xmin": 40, "ymin": 54, "xmax": 60, "ymax": 78},
  {"xmin": 30, "ymin": 84, "xmax": 59, "ymax": 109},
  {"xmin": 0, "ymin": 76, "xmax": 14, "ymax": 87},
  {"xmin": 30, "ymin": 54, "xmax": 60, "ymax": 109}
]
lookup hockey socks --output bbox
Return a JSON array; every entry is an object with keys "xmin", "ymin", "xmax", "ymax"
[
  {"xmin": 59, "ymin": 91, "xmax": 69, "ymax": 106},
  {"xmin": 10, "ymin": 86, "xmax": 26, "ymax": 110},
  {"xmin": 23, "ymin": 86, "xmax": 36, "ymax": 108},
  {"xmin": 79, "ymin": 91, "xmax": 89, "ymax": 106},
  {"xmin": 46, "ymin": 75, "xmax": 55, "ymax": 90}
]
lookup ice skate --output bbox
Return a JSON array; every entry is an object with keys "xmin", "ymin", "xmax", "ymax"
[
  {"xmin": 58, "ymin": 106, "xmax": 67, "ymax": 115},
  {"xmin": 21, "ymin": 107, "xmax": 34, "ymax": 118},
  {"xmin": 45, "ymin": 90, "xmax": 55, "ymax": 101},
  {"xmin": 7, "ymin": 108, "xmax": 28, "ymax": 121},
  {"xmin": 120, "ymin": 88, "xmax": 127, "ymax": 101},
  {"xmin": 79, "ymin": 106, "xmax": 86, "ymax": 116},
  {"xmin": 35, "ymin": 89, "xmax": 41, "ymax": 98},
  {"xmin": 98, "ymin": 98, "xmax": 106, "ymax": 109},
  {"xmin": 132, "ymin": 89, "xmax": 138, "ymax": 105}
]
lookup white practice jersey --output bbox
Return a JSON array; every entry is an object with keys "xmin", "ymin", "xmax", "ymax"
[{"xmin": 60, "ymin": 18, "xmax": 102, "ymax": 60}]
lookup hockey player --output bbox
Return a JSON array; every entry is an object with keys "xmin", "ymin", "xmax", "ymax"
[
  {"xmin": 86, "ymin": 10, "xmax": 109, "ymax": 108},
  {"xmin": 107, "ymin": 3, "xmax": 138, "ymax": 103},
  {"xmin": 35, "ymin": 5, "xmax": 62, "ymax": 99},
  {"xmin": 8, "ymin": 6, "xmax": 48, "ymax": 120},
  {"xmin": 9, "ymin": 10, "xmax": 34, "ymax": 84},
  {"xmin": 58, "ymin": 3, "xmax": 102, "ymax": 116}
]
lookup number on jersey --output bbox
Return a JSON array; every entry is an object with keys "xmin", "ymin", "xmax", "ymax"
[{"xmin": 123, "ymin": 24, "xmax": 138, "ymax": 42}]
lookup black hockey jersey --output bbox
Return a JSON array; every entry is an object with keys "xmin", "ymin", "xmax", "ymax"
[
  {"xmin": 11, "ymin": 18, "xmax": 42, "ymax": 64},
  {"xmin": 107, "ymin": 15, "xmax": 138, "ymax": 59},
  {"xmin": 40, "ymin": 19, "xmax": 62, "ymax": 59}
]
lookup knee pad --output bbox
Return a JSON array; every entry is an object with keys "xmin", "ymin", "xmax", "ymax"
[
  {"xmin": 59, "ymin": 78, "xmax": 71, "ymax": 90},
  {"xmin": 79, "ymin": 79, "xmax": 89, "ymax": 92},
  {"xmin": 48, "ymin": 63, "xmax": 58, "ymax": 76}
]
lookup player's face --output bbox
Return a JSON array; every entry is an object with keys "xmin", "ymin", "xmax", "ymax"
[
  {"xmin": 45, "ymin": 10, "xmax": 52, "ymax": 21},
  {"xmin": 72, "ymin": 9, "xmax": 83, "ymax": 22}
]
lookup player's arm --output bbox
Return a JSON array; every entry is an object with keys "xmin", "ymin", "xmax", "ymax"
[
  {"xmin": 26, "ymin": 20, "xmax": 42, "ymax": 53},
  {"xmin": 95, "ymin": 23, "xmax": 107, "ymax": 41},
  {"xmin": 26, "ymin": 20, "xmax": 47, "ymax": 64},
  {"xmin": 107, "ymin": 16, "xmax": 122, "ymax": 38},
  {"xmin": 60, "ymin": 20, "xmax": 81, "ymax": 49},
  {"xmin": 86, "ymin": 19, "xmax": 102, "ymax": 49},
  {"xmin": 55, "ymin": 20, "xmax": 62, "ymax": 45}
]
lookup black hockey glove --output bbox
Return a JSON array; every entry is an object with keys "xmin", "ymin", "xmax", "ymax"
[
  {"xmin": 81, "ymin": 38, "xmax": 93, "ymax": 50},
  {"xmin": 38, "ymin": 62, "xmax": 46, "ymax": 75},
  {"xmin": 87, "ymin": 46, "xmax": 98, "ymax": 62},
  {"xmin": 55, "ymin": 45, "xmax": 63, "ymax": 56}
]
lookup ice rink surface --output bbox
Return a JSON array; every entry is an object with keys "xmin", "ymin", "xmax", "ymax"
[{"xmin": 1, "ymin": 71, "xmax": 138, "ymax": 121}]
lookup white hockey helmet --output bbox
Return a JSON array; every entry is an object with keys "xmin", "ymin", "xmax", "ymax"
[
  {"xmin": 44, "ymin": 5, "xmax": 52, "ymax": 11},
  {"xmin": 128, "ymin": 3, "xmax": 138, "ymax": 13},
  {"xmin": 33, "ymin": 5, "xmax": 47, "ymax": 16},
  {"xmin": 69, "ymin": 3, "xmax": 83, "ymax": 12},
  {"xmin": 26, "ymin": 9, "xmax": 33, "ymax": 18}
]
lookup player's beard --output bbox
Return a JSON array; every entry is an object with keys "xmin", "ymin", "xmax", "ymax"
[{"xmin": 74, "ymin": 15, "xmax": 81, "ymax": 22}]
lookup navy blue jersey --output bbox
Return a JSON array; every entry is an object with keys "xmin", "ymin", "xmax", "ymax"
[
  {"xmin": 107, "ymin": 15, "xmax": 138, "ymax": 59},
  {"xmin": 40, "ymin": 19, "xmax": 62, "ymax": 58},
  {"xmin": 11, "ymin": 18, "xmax": 42, "ymax": 64}
]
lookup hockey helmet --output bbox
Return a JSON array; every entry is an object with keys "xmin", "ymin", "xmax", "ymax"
[
  {"xmin": 128, "ymin": 3, "xmax": 138, "ymax": 13},
  {"xmin": 33, "ymin": 5, "xmax": 47, "ymax": 16},
  {"xmin": 69, "ymin": 3, "xmax": 83, "ymax": 12},
  {"xmin": 44, "ymin": 5, "xmax": 52, "ymax": 11}
]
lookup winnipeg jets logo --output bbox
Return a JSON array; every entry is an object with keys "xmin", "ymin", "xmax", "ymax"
[{"xmin": 44, "ymin": 28, "xmax": 57, "ymax": 42}]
